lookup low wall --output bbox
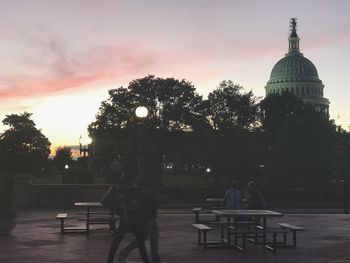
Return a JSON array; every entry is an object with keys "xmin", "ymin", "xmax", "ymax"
[{"xmin": 14, "ymin": 181, "xmax": 111, "ymax": 209}]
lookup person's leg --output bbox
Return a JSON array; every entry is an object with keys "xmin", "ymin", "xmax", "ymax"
[
  {"xmin": 119, "ymin": 238, "xmax": 138, "ymax": 258},
  {"xmin": 135, "ymin": 230, "xmax": 150, "ymax": 263},
  {"xmin": 107, "ymin": 231, "xmax": 126, "ymax": 263},
  {"xmin": 119, "ymin": 222, "xmax": 150, "ymax": 258},
  {"xmin": 149, "ymin": 219, "xmax": 161, "ymax": 263}
]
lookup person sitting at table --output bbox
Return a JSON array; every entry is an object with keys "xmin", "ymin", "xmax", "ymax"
[
  {"xmin": 246, "ymin": 181, "xmax": 266, "ymax": 209},
  {"xmin": 224, "ymin": 180, "xmax": 243, "ymax": 209}
]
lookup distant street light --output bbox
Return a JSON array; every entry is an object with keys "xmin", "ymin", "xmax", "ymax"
[
  {"xmin": 79, "ymin": 135, "xmax": 92, "ymax": 157},
  {"xmin": 206, "ymin": 167, "xmax": 211, "ymax": 173},
  {"xmin": 336, "ymin": 114, "xmax": 342, "ymax": 132},
  {"xmin": 64, "ymin": 164, "xmax": 69, "ymax": 170}
]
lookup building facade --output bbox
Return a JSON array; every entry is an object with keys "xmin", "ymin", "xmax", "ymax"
[{"xmin": 265, "ymin": 18, "xmax": 329, "ymax": 117}]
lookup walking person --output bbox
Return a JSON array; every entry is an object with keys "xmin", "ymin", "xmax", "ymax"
[
  {"xmin": 107, "ymin": 153, "xmax": 150, "ymax": 263},
  {"xmin": 117, "ymin": 138, "xmax": 164, "ymax": 263}
]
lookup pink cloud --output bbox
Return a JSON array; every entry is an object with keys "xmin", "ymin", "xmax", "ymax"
[{"xmin": 2, "ymin": 24, "xmax": 345, "ymax": 107}]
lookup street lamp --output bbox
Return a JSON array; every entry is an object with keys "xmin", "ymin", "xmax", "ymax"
[
  {"xmin": 336, "ymin": 114, "xmax": 342, "ymax": 132},
  {"xmin": 135, "ymin": 106, "xmax": 149, "ymax": 121},
  {"xmin": 79, "ymin": 135, "xmax": 92, "ymax": 157},
  {"xmin": 134, "ymin": 106, "xmax": 149, "ymax": 185}
]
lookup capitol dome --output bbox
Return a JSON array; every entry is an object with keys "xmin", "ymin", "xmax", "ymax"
[{"xmin": 265, "ymin": 18, "xmax": 329, "ymax": 117}]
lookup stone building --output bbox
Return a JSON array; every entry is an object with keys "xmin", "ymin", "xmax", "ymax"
[{"xmin": 265, "ymin": 18, "xmax": 329, "ymax": 117}]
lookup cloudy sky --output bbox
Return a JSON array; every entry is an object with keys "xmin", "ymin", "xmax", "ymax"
[{"xmin": 1, "ymin": 0, "xmax": 350, "ymax": 153}]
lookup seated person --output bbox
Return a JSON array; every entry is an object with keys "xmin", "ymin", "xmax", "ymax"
[
  {"xmin": 246, "ymin": 181, "xmax": 266, "ymax": 209},
  {"xmin": 224, "ymin": 180, "xmax": 243, "ymax": 209}
]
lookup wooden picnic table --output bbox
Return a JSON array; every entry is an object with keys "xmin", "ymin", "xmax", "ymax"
[
  {"xmin": 206, "ymin": 198, "xmax": 225, "ymax": 221},
  {"xmin": 74, "ymin": 202, "xmax": 114, "ymax": 233},
  {"xmin": 206, "ymin": 198, "xmax": 224, "ymax": 209},
  {"xmin": 211, "ymin": 209, "xmax": 284, "ymax": 247}
]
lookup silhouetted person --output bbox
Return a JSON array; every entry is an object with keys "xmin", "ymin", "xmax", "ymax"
[
  {"xmin": 117, "ymin": 136, "xmax": 163, "ymax": 263},
  {"xmin": 105, "ymin": 158, "xmax": 122, "ymax": 184},
  {"xmin": 246, "ymin": 181, "xmax": 266, "ymax": 209},
  {"xmin": 107, "ymin": 154, "xmax": 150, "ymax": 263},
  {"xmin": 224, "ymin": 180, "xmax": 243, "ymax": 209}
]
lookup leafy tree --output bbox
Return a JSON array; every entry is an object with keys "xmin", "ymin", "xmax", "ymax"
[
  {"xmin": 207, "ymin": 81, "xmax": 260, "ymax": 130},
  {"xmin": 0, "ymin": 112, "xmax": 50, "ymax": 218},
  {"xmin": 89, "ymin": 75, "xmax": 209, "ymax": 133},
  {"xmin": 54, "ymin": 146, "xmax": 73, "ymax": 173},
  {"xmin": 0, "ymin": 112, "xmax": 51, "ymax": 175},
  {"xmin": 260, "ymin": 93, "xmax": 336, "ymax": 190},
  {"xmin": 88, "ymin": 75, "xmax": 210, "ymax": 165}
]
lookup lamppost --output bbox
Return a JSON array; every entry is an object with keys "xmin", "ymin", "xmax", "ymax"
[
  {"xmin": 335, "ymin": 114, "xmax": 342, "ymax": 133},
  {"xmin": 134, "ymin": 106, "xmax": 149, "ymax": 185},
  {"xmin": 79, "ymin": 135, "xmax": 93, "ymax": 157}
]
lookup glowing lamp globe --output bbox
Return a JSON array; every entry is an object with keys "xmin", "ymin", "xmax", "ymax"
[
  {"xmin": 80, "ymin": 136, "xmax": 92, "ymax": 145},
  {"xmin": 135, "ymin": 106, "xmax": 149, "ymax": 119}
]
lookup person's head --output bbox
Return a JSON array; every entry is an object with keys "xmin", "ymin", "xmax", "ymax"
[
  {"xmin": 231, "ymin": 180, "xmax": 240, "ymax": 190},
  {"xmin": 247, "ymin": 180, "xmax": 256, "ymax": 190}
]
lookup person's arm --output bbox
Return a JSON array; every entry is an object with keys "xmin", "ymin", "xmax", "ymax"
[
  {"xmin": 224, "ymin": 190, "xmax": 229, "ymax": 203},
  {"xmin": 120, "ymin": 204, "xmax": 128, "ymax": 224}
]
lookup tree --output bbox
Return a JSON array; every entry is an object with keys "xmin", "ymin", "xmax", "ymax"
[
  {"xmin": 0, "ymin": 112, "xmax": 50, "ymax": 225},
  {"xmin": 0, "ymin": 112, "xmax": 51, "ymax": 175},
  {"xmin": 260, "ymin": 92, "xmax": 336, "ymax": 189},
  {"xmin": 207, "ymin": 80, "xmax": 260, "ymax": 130},
  {"xmin": 88, "ymin": 75, "xmax": 210, "ymax": 165},
  {"xmin": 89, "ymin": 75, "xmax": 209, "ymax": 133},
  {"xmin": 54, "ymin": 146, "xmax": 73, "ymax": 173}
]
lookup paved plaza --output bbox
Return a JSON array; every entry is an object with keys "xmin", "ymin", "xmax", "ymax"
[{"xmin": 1, "ymin": 209, "xmax": 350, "ymax": 263}]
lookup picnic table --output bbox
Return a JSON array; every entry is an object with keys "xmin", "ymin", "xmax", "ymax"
[
  {"xmin": 211, "ymin": 209, "xmax": 284, "ymax": 250},
  {"xmin": 74, "ymin": 202, "xmax": 116, "ymax": 233},
  {"xmin": 206, "ymin": 198, "xmax": 224, "ymax": 209}
]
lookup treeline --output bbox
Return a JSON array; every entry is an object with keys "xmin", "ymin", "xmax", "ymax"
[{"xmin": 88, "ymin": 75, "xmax": 343, "ymax": 191}]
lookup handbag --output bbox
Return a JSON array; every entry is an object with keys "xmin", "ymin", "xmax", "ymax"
[
  {"xmin": 101, "ymin": 186, "xmax": 115, "ymax": 207},
  {"xmin": 101, "ymin": 185, "xmax": 127, "ymax": 215}
]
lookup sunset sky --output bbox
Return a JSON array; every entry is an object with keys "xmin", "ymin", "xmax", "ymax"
[{"xmin": 1, "ymin": 0, "xmax": 350, "ymax": 154}]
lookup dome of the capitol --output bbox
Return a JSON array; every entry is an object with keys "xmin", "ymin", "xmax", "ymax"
[
  {"xmin": 265, "ymin": 18, "xmax": 329, "ymax": 117},
  {"xmin": 268, "ymin": 54, "xmax": 321, "ymax": 85}
]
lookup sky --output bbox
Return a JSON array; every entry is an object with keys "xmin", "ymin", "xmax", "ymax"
[{"xmin": 1, "ymin": 0, "xmax": 350, "ymax": 155}]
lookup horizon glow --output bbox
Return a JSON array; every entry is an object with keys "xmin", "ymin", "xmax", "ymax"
[{"xmin": 1, "ymin": 0, "xmax": 350, "ymax": 155}]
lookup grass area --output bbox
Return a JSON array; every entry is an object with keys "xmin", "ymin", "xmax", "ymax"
[
  {"xmin": 31, "ymin": 174, "xmax": 212, "ymax": 187},
  {"xmin": 162, "ymin": 173, "xmax": 212, "ymax": 188},
  {"xmin": 31, "ymin": 176, "xmax": 63, "ymax": 184}
]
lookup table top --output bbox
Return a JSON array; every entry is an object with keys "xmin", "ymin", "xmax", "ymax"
[
  {"xmin": 74, "ymin": 202, "xmax": 103, "ymax": 207},
  {"xmin": 206, "ymin": 198, "xmax": 224, "ymax": 202},
  {"xmin": 211, "ymin": 209, "xmax": 283, "ymax": 217}
]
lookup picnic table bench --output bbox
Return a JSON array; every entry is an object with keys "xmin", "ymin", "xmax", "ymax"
[{"xmin": 56, "ymin": 202, "xmax": 118, "ymax": 234}]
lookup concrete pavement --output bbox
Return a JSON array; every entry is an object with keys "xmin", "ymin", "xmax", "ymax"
[{"xmin": 1, "ymin": 209, "xmax": 350, "ymax": 262}]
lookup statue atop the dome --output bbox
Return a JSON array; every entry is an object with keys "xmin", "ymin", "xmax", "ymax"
[
  {"xmin": 290, "ymin": 18, "xmax": 297, "ymax": 32},
  {"xmin": 288, "ymin": 18, "xmax": 300, "ymax": 54}
]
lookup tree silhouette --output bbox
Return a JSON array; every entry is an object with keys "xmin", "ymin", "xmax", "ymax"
[
  {"xmin": 54, "ymin": 146, "xmax": 73, "ymax": 173},
  {"xmin": 207, "ymin": 80, "xmax": 260, "ymax": 130},
  {"xmin": 89, "ymin": 75, "xmax": 209, "ymax": 133},
  {"xmin": 260, "ymin": 92, "xmax": 336, "ymax": 189},
  {"xmin": 0, "ymin": 112, "xmax": 50, "ymax": 217},
  {"xmin": 0, "ymin": 112, "xmax": 51, "ymax": 174}
]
